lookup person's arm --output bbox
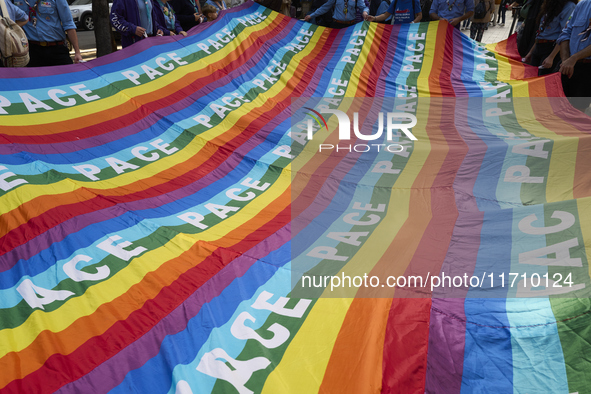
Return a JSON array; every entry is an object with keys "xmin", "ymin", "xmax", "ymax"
[
  {"xmin": 359, "ymin": 0, "xmax": 369, "ymax": 19},
  {"xmin": 541, "ymin": 43, "xmax": 560, "ymax": 69},
  {"xmin": 56, "ymin": 0, "xmax": 82, "ymax": 63},
  {"xmin": 152, "ymin": 3, "xmax": 172, "ymax": 36},
  {"xmin": 370, "ymin": 11, "xmax": 392, "ymax": 22},
  {"xmin": 65, "ymin": 29, "xmax": 83, "ymax": 63},
  {"xmin": 9, "ymin": 1, "xmax": 29, "ymax": 26},
  {"xmin": 174, "ymin": 18, "xmax": 187, "ymax": 35},
  {"xmin": 413, "ymin": 0, "xmax": 422, "ymax": 22},
  {"xmin": 171, "ymin": 0, "xmax": 201, "ymax": 27},
  {"xmin": 449, "ymin": 10, "xmax": 473, "ymax": 26},
  {"xmin": 111, "ymin": 0, "xmax": 139, "ymax": 37},
  {"xmin": 304, "ymin": 0, "xmax": 335, "ymax": 21},
  {"xmin": 559, "ymin": 40, "xmax": 570, "ymax": 61},
  {"xmin": 524, "ymin": 41, "xmax": 535, "ymax": 64},
  {"xmin": 449, "ymin": 0, "xmax": 473, "ymax": 26},
  {"xmin": 560, "ymin": 43, "xmax": 591, "ymax": 78},
  {"xmin": 556, "ymin": 8, "xmax": 575, "ymax": 61},
  {"xmin": 429, "ymin": 0, "xmax": 440, "ymax": 20}
]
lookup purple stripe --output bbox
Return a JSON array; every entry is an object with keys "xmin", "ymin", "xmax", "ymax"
[
  {"xmin": 0, "ymin": 18, "xmax": 297, "ymax": 155},
  {"xmin": 374, "ymin": 25, "xmax": 397, "ymax": 98},
  {"xmin": 425, "ymin": 100, "xmax": 489, "ymax": 393},
  {"xmin": 450, "ymin": 30, "xmax": 469, "ymax": 96},
  {"xmin": 54, "ymin": 223, "xmax": 291, "ymax": 394},
  {"xmin": 0, "ymin": 2, "xmax": 255, "ymax": 80},
  {"xmin": 0, "ymin": 113, "xmax": 280, "ymax": 269},
  {"xmin": 0, "ymin": 18, "xmax": 337, "ymax": 270}
]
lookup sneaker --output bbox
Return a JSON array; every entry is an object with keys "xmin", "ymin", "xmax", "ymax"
[{"xmin": 499, "ymin": 23, "xmax": 505, "ymax": 26}]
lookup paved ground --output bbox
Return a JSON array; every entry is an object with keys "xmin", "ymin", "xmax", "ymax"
[{"xmin": 476, "ymin": 13, "xmax": 518, "ymax": 45}]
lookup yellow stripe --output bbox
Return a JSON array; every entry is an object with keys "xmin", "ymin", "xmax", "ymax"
[
  {"xmin": 0, "ymin": 25, "xmax": 324, "ymax": 212},
  {"xmin": 494, "ymin": 51, "xmax": 514, "ymax": 82},
  {"xmin": 506, "ymin": 79, "xmax": 531, "ymax": 97},
  {"xmin": 263, "ymin": 82, "xmax": 434, "ymax": 391},
  {"xmin": 260, "ymin": 298, "xmax": 353, "ymax": 394},
  {"xmin": 331, "ymin": 99, "xmax": 434, "ymax": 295},
  {"xmin": 0, "ymin": 169, "xmax": 290, "ymax": 357},
  {"xmin": 0, "ymin": 12, "xmax": 276, "ymax": 126},
  {"xmin": 510, "ymin": 98, "xmax": 578, "ymax": 203},
  {"xmin": 344, "ymin": 22, "xmax": 377, "ymax": 97},
  {"xmin": 416, "ymin": 22, "xmax": 439, "ymax": 98},
  {"xmin": 578, "ymin": 197, "xmax": 591, "ymax": 289}
]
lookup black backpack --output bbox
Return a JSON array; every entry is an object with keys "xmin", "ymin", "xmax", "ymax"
[{"xmin": 474, "ymin": 0, "xmax": 488, "ymax": 19}]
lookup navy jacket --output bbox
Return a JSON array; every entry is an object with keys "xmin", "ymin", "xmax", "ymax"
[
  {"xmin": 170, "ymin": 0, "xmax": 202, "ymax": 32},
  {"xmin": 111, "ymin": 0, "xmax": 159, "ymax": 48}
]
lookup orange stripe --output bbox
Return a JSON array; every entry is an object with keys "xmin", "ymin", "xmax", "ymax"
[
  {"xmin": 318, "ymin": 298, "xmax": 393, "ymax": 393},
  {"xmin": 427, "ymin": 23, "xmax": 449, "ymax": 97},
  {"xmin": 0, "ymin": 16, "xmax": 286, "ymax": 137},
  {"xmin": 320, "ymin": 95, "xmax": 452, "ymax": 392},
  {"xmin": 0, "ymin": 29, "xmax": 336, "ymax": 384},
  {"xmin": 0, "ymin": 21, "xmax": 334, "ymax": 242},
  {"xmin": 0, "ymin": 187, "xmax": 290, "ymax": 388}
]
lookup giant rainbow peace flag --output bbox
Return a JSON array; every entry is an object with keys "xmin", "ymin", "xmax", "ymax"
[{"xmin": 1, "ymin": 2, "xmax": 591, "ymax": 393}]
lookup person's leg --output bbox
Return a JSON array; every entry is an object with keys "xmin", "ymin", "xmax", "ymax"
[
  {"xmin": 476, "ymin": 23, "xmax": 485, "ymax": 41},
  {"xmin": 48, "ymin": 45, "xmax": 73, "ymax": 66},
  {"xmin": 464, "ymin": 17, "xmax": 471, "ymax": 30},
  {"xmin": 563, "ymin": 63, "xmax": 591, "ymax": 111},
  {"xmin": 27, "ymin": 44, "xmax": 72, "ymax": 67},
  {"xmin": 499, "ymin": 8, "xmax": 505, "ymax": 25},
  {"xmin": 532, "ymin": 42, "xmax": 555, "ymax": 75},
  {"xmin": 26, "ymin": 44, "xmax": 44, "ymax": 67},
  {"xmin": 492, "ymin": 4, "xmax": 499, "ymax": 26},
  {"xmin": 470, "ymin": 22, "xmax": 476, "ymax": 39}
]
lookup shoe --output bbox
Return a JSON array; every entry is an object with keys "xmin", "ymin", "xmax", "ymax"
[
  {"xmin": 499, "ymin": 23, "xmax": 505, "ymax": 26},
  {"xmin": 492, "ymin": 21, "xmax": 496, "ymax": 26}
]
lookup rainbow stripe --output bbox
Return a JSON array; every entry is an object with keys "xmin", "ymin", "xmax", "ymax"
[{"xmin": 1, "ymin": 3, "xmax": 590, "ymax": 393}]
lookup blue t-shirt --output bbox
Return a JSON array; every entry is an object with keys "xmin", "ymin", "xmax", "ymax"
[{"xmin": 386, "ymin": 0, "xmax": 421, "ymax": 23}]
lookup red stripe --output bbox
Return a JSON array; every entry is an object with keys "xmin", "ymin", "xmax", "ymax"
[
  {"xmin": 0, "ymin": 17, "xmax": 290, "ymax": 145},
  {"xmin": 1, "ymin": 28, "xmax": 340, "ymax": 392},
  {"xmin": 1, "ymin": 23, "xmax": 340, "ymax": 271},
  {"xmin": 440, "ymin": 25, "xmax": 457, "ymax": 97},
  {"xmin": 3, "ymin": 206, "xmax": 290, "ymax": 394}
]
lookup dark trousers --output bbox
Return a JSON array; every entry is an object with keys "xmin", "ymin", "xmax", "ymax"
[
  {"xmin": 27, "ymin": 43, "xmax": 73, "ymax": 67},
  {"xmin": 531, "ymin": 41, "xmax": 558, "ymax": 76},
  {"xmin": 497, "ymin": 7, "xmax": 506, "ymax": 23},
  {"xmin": 470, "ymin": 22, "xmax": 486, "ymax": 42},
  {"xmin": 562, "ymin": 62, "xmax": 591, "ymax": 111}
]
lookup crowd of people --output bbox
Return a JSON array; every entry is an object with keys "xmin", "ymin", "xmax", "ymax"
[{"xmin": 0, "ymin": 0, "xmax": 589, "ymax": 110}]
